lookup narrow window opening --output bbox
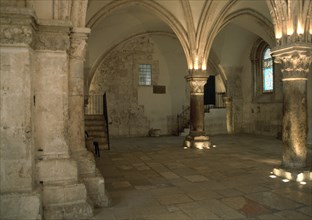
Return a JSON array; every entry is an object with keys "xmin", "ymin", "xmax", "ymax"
[
  {"xmin": 262, "ymin": 47, "xmax": 273, "ymax": 93},
  {"xmin": 139, "ymin": 64, "xmax": 152, "ymax": 86}
]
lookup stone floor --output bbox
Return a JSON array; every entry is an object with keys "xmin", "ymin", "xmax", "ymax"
[{"xmin": 93, "ymin": 134, "xmax": 312, "ymax": 220}]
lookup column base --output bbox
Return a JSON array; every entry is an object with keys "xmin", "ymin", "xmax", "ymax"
[
  {"xmin": 183, "ymin": 134, "xmax": 211, "ymax": 149},
  {"xmin": 272, "ymin": 168, "xmax": 312, "ymax": 182},
  {"xmin": 82, "ymin": 170, "xmax": 111, "ymax": 208}
]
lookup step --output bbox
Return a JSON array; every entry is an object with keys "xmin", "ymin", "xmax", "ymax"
[
  {"xmin": 85, "ymin": 119, "xmax": 105, "ymax": 125},
  {"xmin": 85, "ymin": 125, "xmax": 106, "ymax": 131},
  {"xmin": 43, "ymin": 183, "xmax": 88, "ymax": 206},
  {"xmin": 87, "ymin": 131, "xmax": 106, "ymax": 137},
  {"xmin": 85, "ymin": 115, "xmax": 105, "ymax": 120},
  {"xmin": 180, "ymin": 128, "xmax": 190, "ymax": 137},
  {"xmin": 44, "ymin": 201, "xmax": 93, "ymax": 220}
]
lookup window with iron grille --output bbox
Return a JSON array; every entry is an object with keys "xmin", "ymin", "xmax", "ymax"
[
  {"xmin": 139, "ymin": 64, "xmax": 152, "ymax": 86},
  {"xmin": 262, "ymin": 47, "xmax": 273, "ymax": 93}
]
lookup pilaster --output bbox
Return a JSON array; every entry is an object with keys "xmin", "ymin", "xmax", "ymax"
[
  {"xmin": 271, "ymin": 44, "xmax": 312, "ymax": 182},
  {"xmin": 33, "ymin": 20, "xmax": 93, "ymax": 219},
  {"xmin": 183, "ymin": 69, "xmax": 211, "ymax": 149},
  {"xmin": 0, "ymin": 7, "xmax": 41, "ymax": 220},
  {"xmin": 68, "ymin": 28, "xmax": 110, "ymax": 208},
  {"xmin": 223, "ymin": 97, "xmax": 234, "ymax": 134}
]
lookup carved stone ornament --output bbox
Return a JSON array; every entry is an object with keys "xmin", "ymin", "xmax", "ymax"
[
  {"xmin": 35, "ymin": 20, "xmax": 71, "ymax": 51},
  {"xmin": 0, "ymin": 25, "xmax": 34, "ymax": 45},
  {"xmin": 69, "ymin": 29, "xmax": 90, "ymax": 60},
  {"xmin": 185, "ymin": 69, "xmax": 209, "ymax": 95},
  {"xmin": 186, "ymin": 76, "xmax": 208, "ymax": 94},
  {"xmin": 36, "ymin": 32, "xmax": 69, "ymax": 51},
  {"xmin": 69, "ymin": 38, "xmax": 87, "ymax": 60},
  {"xmin": 0, "ymin": 8, "xmax": 37, "ymax": 46},
  {"xmin": 272, "ymin": 46, "xmax": 312, "ymax": 79}
]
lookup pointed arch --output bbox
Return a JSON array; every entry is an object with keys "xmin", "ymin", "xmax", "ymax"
[{"xmin": 86, "ymin": 0, "xmax": 192, "ymax": 68}]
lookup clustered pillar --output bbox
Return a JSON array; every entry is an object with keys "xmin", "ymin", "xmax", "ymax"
[
  {"xmin": 184, "ymin": 69, "xmax": 211, "ymax": 149},
  {"xmin": 68, "ymin": 28, "xmax": 110, "ymax": 208},
  {"xmin": 272, "ymin": 46, "xmax": 312, "ymax": 181}
]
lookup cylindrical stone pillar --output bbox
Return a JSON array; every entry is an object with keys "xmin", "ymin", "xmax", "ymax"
[
  {"xmin": 190, "ymin": 93, "xmax": 205, "ymax": 134},
  {"xmin": 184, "ymin": 70, "xmax": 211, "ymax": 149},
  {"xmin": 223, "ymin": 97, "xmax": 234, "ymax": 134},
  {"xmin": 272, "ymin": 47, "xmax": 311, "ymax": 170},
  {"xmin": 307, "ymin": 70, "xmax": 312, "ymax": 152}
]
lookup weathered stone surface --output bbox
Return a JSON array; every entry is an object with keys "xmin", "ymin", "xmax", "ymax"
[
  {"xmin": 0, "ymin": 7, "xmax": 37, "ymax": 47},
  {"xmin": 44, "ymin": 202, "xmax": 93, "ymax": 220},
  {"xmin": 37, "ymin": 159, "xmax": 78, "ymax": 184},
  {"xmin": 89, "ymin": 36, "xmax": 157, "ymax": 136},
  {"xmin": 0, "ymin": 46, "xmax": 34, "ymax": 193},
  {"xmin": 0, "ymin": 192, "xmax": 41, "ymax": 220},
  {"xmin": 82, "ymin": 171, "xmax": 111, "ymax": 208},
  {"xmin": 43, "ymin": 183, "xmax": 87, "ymax": 206}
]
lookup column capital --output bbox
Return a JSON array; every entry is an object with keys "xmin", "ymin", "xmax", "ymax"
[
  {"xmin": 69, "ymin": 28, "xmax": 90, "ymax": 60},
  {"xmin": 185, "ymin": 69, "xmax": 209, "ymax": 95},
  {"xmin": 223, "ymin": 96, "xmax": 232, "ymax": 105},
  {"xmin": 36, "ymin": 19, "xmax": 72, "ymax": 51},
  {"xmin": 0, "ymin": 7, "xmax": 37, "ymax": 47},
  {"xmin": 271, "ymin": 45, "xmax": 312, "ymax": 80}
]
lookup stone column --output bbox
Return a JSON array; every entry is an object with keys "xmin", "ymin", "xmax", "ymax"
[
  {"xmin": 68, "ymin": 28, "xmax": 110, "ymax": 207},
  {"xmin": 272, "ymin": 46, "xmax": 311, "ymax": 174},
  {"xmin": 307, "ymin": 70, "xmax": 312, "ymax": 152},
  {"xmin": 0, "ymin": 7, "xmax": 41, "ymax": 220},
  {"xmin": 34, "ymin": 20, "xmax": 93, "ymax": 219},
  {"xmin": 223, "ymin": 97, "xmax": 234, "ymax": 134},
  {"xmin": 184, "ymin": 70, "xmax": 211, "ymax": 149}
]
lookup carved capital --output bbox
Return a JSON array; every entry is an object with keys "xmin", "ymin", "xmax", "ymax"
[
  {"xmin": 69, "ymin": 28, "xmax": 90, "ymax": 60},
  {"xmin": 35, "ymin": 20, "xmax": 71, "ymax": 51},
  {"xmin": 185, "ymin": 70, "xmax": 208, "ymax": 95},
  {"xmin": 0, "ymin": 7, "xmax": 37, "ymax": 47},
  {"xmin": 272, "ymin": 45, "xmax": 312, "ymax": 80},
  {"xmin": 223, "ymin": 97, "xmax": 232, "ymax": 105}
]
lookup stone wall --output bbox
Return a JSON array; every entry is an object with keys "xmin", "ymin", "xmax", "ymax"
[
  {"xmin": 89, "ymin": 34, "xmax": 188, "ymax": 136},
  {"xmin": 227, "ymin": 44, "xmax": 283, "ymax": 137}
]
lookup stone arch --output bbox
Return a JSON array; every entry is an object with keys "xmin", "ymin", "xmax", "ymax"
[
  {"xmin": 86, "ymin": 0, "xmax": 192, "ymax": 68},
  {"xmin": 202, "ymin": 7, "xmax": 274, "ymax": 69},
  {"xmin": 88, "ymin": 31, "xmax": 182, "ymax": 90},
  {"xmin": 265, "ymin": 0, "xmax": 312, "ymax": 45}
]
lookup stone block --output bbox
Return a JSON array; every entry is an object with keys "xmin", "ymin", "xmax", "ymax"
[
  {"xmin": 0, "ymin": 192, "xmax": 41, "ymax": 220},
  {"xmin": 44, "ymin": 202, "xmax": 93, "ymax": 220},
  {"xmin": 74, "ymin": 152, "xmax": 96, "ymax": 175},
  {"xmin": 43, "ymin": 183, "xmax": 87, "ymax": 206},
  {"xmin": 82, "ymin": 172, "xmax": 110, "ymax": 208},
  {"xmin": 37, "ymin": 159, "xmax": 78, "ymax": 184},
  {"xmin": 0, "ymin": 159, "xmax": 33, "ymax": 193}
]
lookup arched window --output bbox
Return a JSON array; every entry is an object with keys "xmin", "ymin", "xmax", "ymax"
[{"xmin": 262, "ymin": 47, "xmax": 273, "ymax": 92}]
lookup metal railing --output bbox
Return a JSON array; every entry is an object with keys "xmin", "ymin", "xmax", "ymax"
[
  {"xmin": 177, "ymin": 105, "xmax": 190, "ymax": 135},
  {"xmin": 85, "ymin": 94, "xmax": 110, "ymax": 149}
]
